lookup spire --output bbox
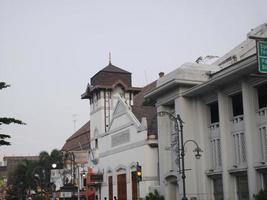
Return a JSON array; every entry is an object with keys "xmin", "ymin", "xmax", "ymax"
[{"xmin": 109, "ymin": 52, "xmax": 112, "ymax": 64}]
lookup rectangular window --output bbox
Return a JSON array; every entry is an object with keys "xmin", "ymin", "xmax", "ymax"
[
  {"xmin": 233, "ymin": 132, "xmax": 247, "ymax": 166},
  {"xmin": 213, "ymin": 177, "xmax": 224, "ymax": 200},
  {"xmin": 210, "ymin": 122, "xmax": 222, "ymax": 170},
  {"xmin": 210, "ymin": 102, "xmax": 219, "ymax": 123},
  {"xmin": 259, "ymin": 126, "xmax": 267, "ymax": 161},
  {"xmin": 108, "ymin": 176, "xmax": 113, "ymax": 200},
  {"xmin": 240, "ymin": 133, "xmax": 246, "ymax": 163},
  {"xmin": 236, "ymin": 175, "xmax": 249, "ymax": 200},
  {"xmin": 258, "ymin": 84, "xmax": 267, "ymax": 109},
  {"xmin": 232, "ymin": 93, "xmax": 244, "ymax": 116},
  {"xmin": 95, "ymin": 138, "xmax": 98, "ymax": 149},
  {"xmin": 210, "ymin": 139, "xmax": 222, "ymax": 169}
]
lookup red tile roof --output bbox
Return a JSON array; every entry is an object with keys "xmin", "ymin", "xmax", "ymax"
[
  {"xmin": 81, "ymin": 63, "xmax": 141, "ymax": 99},
  {"xmin": 62, "ymin": 121, "xmax": 90, "ymax": 151},
  {"xmin": 132, "ymin": 81, "xmax": 157, "ymax": 137}
]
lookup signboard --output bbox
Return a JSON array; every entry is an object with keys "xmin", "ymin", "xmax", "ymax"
[
  {"xmin": 90, "ymin": 174, "xmax": 103, "ymax": 182},
  {"xmin": 257, "ymin": 41, "xmax": 267, "ymax": 73},
  {"xmin": 72, "ymin": 150, "xmax": 88, "ymax": 164},
  {"xmin": 60, "ymin": 192, "xmax": 72, "ymax": 198}
]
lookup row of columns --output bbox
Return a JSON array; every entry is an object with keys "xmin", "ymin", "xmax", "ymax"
[{"xmin": 217, "ymin": 81, "xmax": 260, "ymax": 200}]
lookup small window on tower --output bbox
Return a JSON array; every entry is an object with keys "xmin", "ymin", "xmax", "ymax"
[
  {"xmin": 95, "ymin": 138, "xmax": 98, "ymax": 149},
  {"xmin": 96, "ymin": 91, "xmax": 101, "ymax": 100}
]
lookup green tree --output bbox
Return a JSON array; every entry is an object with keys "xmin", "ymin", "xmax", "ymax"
[
  {"xmin": 0, "ymin": 82, "xmax": 26, "ymax": 146},
  {"xmin": 34, "ymin": 149, "xmax": 63, "ymax": 199},
  {"xmin": 6, "ymin": 149, "xmax": 63, "ymax": 200},
  {"xmin": 145, "ymin": 190, "xmax": 165, "ymax": 200},
  {"xmin": 255, "ymin": 190, "xmax": 267, "ymax": 200},
  {"xmin": 6, "ymin": 160, "xmax": 38, "ymax": 200}
]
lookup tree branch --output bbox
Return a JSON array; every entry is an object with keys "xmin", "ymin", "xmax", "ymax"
[
  {"xmin": 0, "ymin": 82, "xmax": 10, "ymax": 90},
  {"xmin": 0, "ymin": 118, "xmax": 26, "ymax": 125}
]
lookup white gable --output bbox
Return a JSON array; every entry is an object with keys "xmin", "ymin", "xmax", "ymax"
[{"xmin": 108, "ymin": 96, "xmax": 141, "ymax": 132}]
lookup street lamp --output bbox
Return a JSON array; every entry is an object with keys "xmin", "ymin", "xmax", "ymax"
[
  {"xmin": 158, "ymin": 111, "xmax": 203, "ymax": 200},
  {"xmin": 52, "ymin": 163, "xmax": 57, "ymax": 169}
]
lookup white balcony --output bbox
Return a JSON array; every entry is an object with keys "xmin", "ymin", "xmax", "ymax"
[
  {"xmin": 209, "ymin": 122, "xmax": 222, "ymax": 171},
  {"xmin": 231, "ymin": 115, "xmax": 244, "ymax": 133},
  {"xmin": 210, "ymin": 122, "xmax": 220, "ymax": 139},
  {"xmin": 257, "ymin": 107, "xmax": 267, "ymax": 126}
]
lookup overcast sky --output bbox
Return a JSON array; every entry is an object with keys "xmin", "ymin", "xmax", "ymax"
[{"xmin": 0, "ymin": 0, "xmax": 266, "ymax": 159}]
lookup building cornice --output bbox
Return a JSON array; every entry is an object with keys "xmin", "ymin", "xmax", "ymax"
[
  {"xmin": 183, "ymin": 55, "xmax": 258, "ymax": 97},
  {"xmin": 144, "ymin": 79, "xmax": 203, "ymax": 104}
]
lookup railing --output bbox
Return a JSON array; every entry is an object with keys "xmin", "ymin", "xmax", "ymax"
[
  {"xmin": 209, "ymin": 123, "xmax": 222, "ymax": 170},
  {"xmin": 231, "ymin": 115, "xmax": 244, "ymax": 132},
  {"xmin": 210, "ymin": 122, "xmax": 220, "ymax": 139},
  {"xmin": 257, "ymin": 107, "xmax": 267, "ymax": 125}
]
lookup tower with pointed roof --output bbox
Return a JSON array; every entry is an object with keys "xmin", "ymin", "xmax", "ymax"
[
  {"xmin": 82, "ymin": 61, "xmax": 141, "ymax": 143},
  {"xmin": 81, "ymin": 59, "xmax": 160, "ymax": 200}
]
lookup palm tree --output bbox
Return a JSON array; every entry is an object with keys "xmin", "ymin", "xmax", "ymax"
[
  {"xmin": 36, "ymin": 149, "xmax": 63, "ymax": 199},
  {"xmin": 6, "ymin": 149, "xmax": 63, "ymax": 200},
  {"xmin": 6, "ymin": 160, "xmax": 38, "ymax": 200}
]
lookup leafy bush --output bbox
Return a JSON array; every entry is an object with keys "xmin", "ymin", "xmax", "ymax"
[
  {"xmin": 255, "ymin": 190, "xmax": 267, "ymax": 200},
  {"xmin": 145, "ymin": 190, "xmax": 164, "ymax": 200}
]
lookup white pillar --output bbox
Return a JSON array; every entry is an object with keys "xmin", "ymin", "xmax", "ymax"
[
  {"xmin": 241, "ymin": 81, "xmax": 260, "ymax": 199},
  {"xmin": 175, "ymin": 97, "xmax": 197, "ymax": 198},
  {"xmin": 218, "ymin": 91, "xmax": 235, "ymax": 200},
  {"xmin": 194, "ymin": 99, "xmax": 213, "ymax": 200},
  {"xmin": 157, "ymin": 105, "xmax": 176, "ymax": 200}
]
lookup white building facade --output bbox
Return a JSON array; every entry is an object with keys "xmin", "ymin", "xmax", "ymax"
[
  {"xmin": 145, "ymin": 24, "xmax": 267, "ymax": 200},
  {"xmin": 82, "ymin": 62, "xmax": 159, "ymax": 200}
]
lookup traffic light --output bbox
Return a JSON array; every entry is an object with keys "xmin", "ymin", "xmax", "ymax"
[{"xmin": 136, "ymin": 162, "xmax": 142, "ymax": 182}]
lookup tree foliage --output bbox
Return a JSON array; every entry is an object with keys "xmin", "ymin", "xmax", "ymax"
[
  {"xmin": 0, "ymin": 82, "xmax": 26, "ymax": 146},
  {"xmin": 0, "ymin": 82, "xmax": 10, "ymax": 90},
  {"xmin": 255, "ymin": 190, "xmax": 267, "ymax": 200},
  {"xmin": 145, "ymin": 190, "xmax": 165, "ymax": 200},
  {"xmin": 6, "ymin": 149, "xmax": 63, "ymax": 200},
  {"xmin": 6, "ymin": 160, "xmax": 38, "ymax": 200}
]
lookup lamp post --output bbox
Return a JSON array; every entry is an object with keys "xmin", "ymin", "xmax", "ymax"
[
  {"xmin": 158, "ymin": 111, "xmax": 203, "ymax": 200},
  {"xmin": 62, "ymin": 151, "xmax": 81, "ymax": 199},
  {"xmin": 51, "ymin": 163, "xmax": 57, "ymax": 200}
]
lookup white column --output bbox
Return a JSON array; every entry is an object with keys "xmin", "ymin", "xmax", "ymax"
[
  {"xmin": 218, "ymin": 91, "xmax": 235, "ymax": 200},
  {"xmin": 194, "ymin": 99, "xmax": 213, "ymax": 200},
  {"xmin": 241, "ymin": 81, "xmax": 260, "ymax": 199},
  {"xmin": 175, "ymin": 97, "xmax": 197, "ymax": 198},
  {"xmin": 157, "ymin": 105, "xmax": 175, "ymax": 200}
]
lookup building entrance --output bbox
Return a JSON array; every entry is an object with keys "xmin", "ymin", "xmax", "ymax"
[{"xmin": 117, "ymin": 174, "xmax": 127, "ymax": 200}]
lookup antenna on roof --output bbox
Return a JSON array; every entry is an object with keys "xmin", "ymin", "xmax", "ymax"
[
  {"xmin": 144, "ymin": 70, "xmax": 148, "ymax": 85},
  {"xmin": 109, "ymin": 52, "xmax": 112, "ymax": 64},
  {"xmin": 73, "ymin": 114, "xmax": 77, "ymax": 132}
]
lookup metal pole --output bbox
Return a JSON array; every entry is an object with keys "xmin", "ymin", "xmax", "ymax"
[
  {"xmin": 136, "ymin": 162, "xmax": 140, "ymax": 199},
  {"xmin": 78, "ymin": 164, "xmax": 80, "ymax": 200},
  {"xmin": 178, "ymin": 114, "xmax": 187, "ymax": 200}
]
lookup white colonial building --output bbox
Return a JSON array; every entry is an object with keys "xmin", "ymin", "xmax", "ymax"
[
  {"xmin": 145, "ymin": 23, "xmax": 267, "ymax": 200},
  {"xmin": 81, "ymin": 61, "xmax": 159, "ymax": 200}
]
